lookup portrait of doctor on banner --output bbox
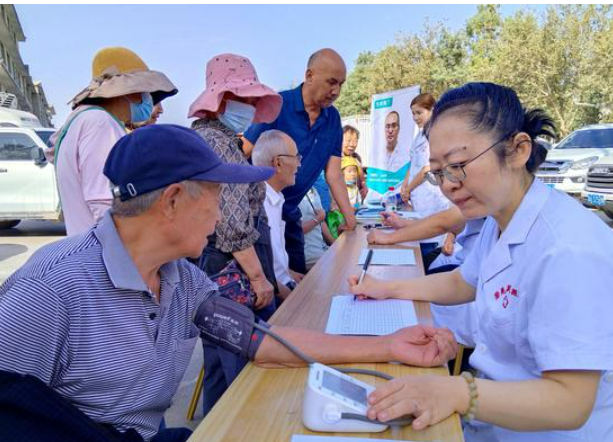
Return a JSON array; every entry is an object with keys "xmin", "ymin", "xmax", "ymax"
[{"xmin": 366, "ymin": 85, "xmax": 420, "ymax": 196}]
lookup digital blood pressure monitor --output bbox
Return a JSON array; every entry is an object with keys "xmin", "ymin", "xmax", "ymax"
[{"xmin": 303, "ymin": 363, "xmax": 388, "ymax": 432}]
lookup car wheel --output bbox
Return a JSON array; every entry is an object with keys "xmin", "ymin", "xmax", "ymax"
[
  {"xmin": 604, "ymin": 210, "xmax": 613, "ymax": 220},
  {"xmin": 0, "ymin": 220, "xmax": 20, "ymax": 229}
]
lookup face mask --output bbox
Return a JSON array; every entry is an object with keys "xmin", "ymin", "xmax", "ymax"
[
  {"xmin": 218, "ymin": 100, "xmax": 256, "ymax": 134},
  {"xmin": 127, "ymin": 93, "xmax": 154, "ymax": 124},
  {"xmin": 345, "ymin": 179, "xmax": 357, "ymax": 186}
]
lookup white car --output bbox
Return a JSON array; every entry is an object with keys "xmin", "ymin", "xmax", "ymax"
[
  {"xmin": 581, "ymin": 156, "xmax": 613, "ymax": 220},
  {"xmin": 536, "ymin": 124, "xmax": 613, "ymax": 197},
  {"xmin": 0, "ymin": 127, "xmax": 60, "ymax": 229}
]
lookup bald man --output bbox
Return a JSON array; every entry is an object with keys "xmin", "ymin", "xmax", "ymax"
[{"xmin": 243, "ymin": 49, "xmax": 357, "ymax": 273}]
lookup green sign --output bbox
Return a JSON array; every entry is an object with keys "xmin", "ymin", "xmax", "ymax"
[
  {"xmin": 366, "ymin": 163, "xmax": 410, "ymax": 194},
  {"xmin": 374, "ymin": 97, "xmax": 393, "ymax": 109}
]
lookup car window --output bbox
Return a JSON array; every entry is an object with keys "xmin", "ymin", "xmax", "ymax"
[
  {"xmin": 34, "ymin": 130, "xmax": 54, "ymax": 147},
  {"xmin": 556, "ymin": 128, "xmax": 613, "ymax": 149},
  {"xmin": 0, "ymin": 133, "xmax": 39, "ymax": 161}
]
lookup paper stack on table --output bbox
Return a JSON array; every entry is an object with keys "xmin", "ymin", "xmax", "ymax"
[
  {"xmin": 291, "ymin": 434, "xmax": 433, "ymax": 442},
  {"xmin": 325, "ymin": 295, "xmax": 417, "ymax": 335}
]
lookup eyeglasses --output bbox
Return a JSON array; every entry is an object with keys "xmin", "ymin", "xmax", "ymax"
[
  {"xmin": 276, "ymin": 153, "xmax": 302, "ymax": 164},
  {"xmin": 425, "ymin": 132, "xmax": 516, "ymax": 187}
]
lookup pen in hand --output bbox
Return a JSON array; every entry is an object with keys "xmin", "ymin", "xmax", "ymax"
[{"xmin": 354, "ymin": 249, "xmax": 374, "ymax": 301}]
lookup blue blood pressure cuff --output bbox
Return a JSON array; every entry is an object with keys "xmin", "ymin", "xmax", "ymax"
[{"xmin": 193, "ymin": 295, "xmax": 269, "ymax": 360}]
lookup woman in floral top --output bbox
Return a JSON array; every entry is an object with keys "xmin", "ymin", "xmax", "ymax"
[{"xmin": 187, "ymin": 53, "xmax": 283, "ymax": 416}]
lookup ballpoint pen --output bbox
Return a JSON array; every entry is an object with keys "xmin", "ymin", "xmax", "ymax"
[{"xmin": 354, "ymin": 249, "xmax": 374, "ymax": 300}]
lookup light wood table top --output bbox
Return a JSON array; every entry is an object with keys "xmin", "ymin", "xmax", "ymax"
[{"xmin": 189, "ymin": 227, "xmax": 464, "ymax": 442}]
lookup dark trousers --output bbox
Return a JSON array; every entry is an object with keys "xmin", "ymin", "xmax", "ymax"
[
  {"xmin": 283, "ymin": 209, "xmax": 307, "ymax": 274},
  {"xmin": 151, "ymin": 428, "xmax": 191, "ymax": 442},
  {"xmin": 0, "ymin": 370, "xmax": 144, "ymax": 442},
  {"xmin": 194, "ymin": 216, "xmax": 277, "ymax": 416},
  {"xmin": 419, "ymin": 242, "xmax": 439, "ymax": 270}
]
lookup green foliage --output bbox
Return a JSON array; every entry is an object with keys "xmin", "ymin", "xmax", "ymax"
[{"xmin": 336, "ymin": 4, "xmax": 613, "ymax": 136}]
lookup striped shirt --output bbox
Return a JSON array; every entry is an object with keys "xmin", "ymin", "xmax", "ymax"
[{"xmin": 0, "ymin": 211, "xmax": 218, "ymax": 441}]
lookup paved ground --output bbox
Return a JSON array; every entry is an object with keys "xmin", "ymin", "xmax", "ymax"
[{"xmin": 2, "ymin": 210, "xmax": 613, "ymax": 431}]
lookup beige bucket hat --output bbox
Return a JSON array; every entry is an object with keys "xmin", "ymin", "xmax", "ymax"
[{"xmin": 70, "ymin": 47, "xmax": 178, "ymax": 108}]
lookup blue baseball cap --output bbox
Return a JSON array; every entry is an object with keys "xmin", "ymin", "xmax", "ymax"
[{"xmin": 103, "ymin": 124, "xmax": 274, "ymax": 201}]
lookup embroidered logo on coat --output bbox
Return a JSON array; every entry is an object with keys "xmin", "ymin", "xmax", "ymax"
[{"xmin": 493, "ymin": 284, "xmax": 518, "ymax": 309}]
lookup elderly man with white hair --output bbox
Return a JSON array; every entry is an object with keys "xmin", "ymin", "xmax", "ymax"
[
  {"xmin": 252, "ymin": 129, "xmax": 305, "ymax": 300},
  {"xmin": 0, "ymin": 125, "xmax": 458, "ymax": 442}
]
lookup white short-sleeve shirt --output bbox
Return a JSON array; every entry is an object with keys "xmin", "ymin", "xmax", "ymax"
[
  {"xmin": 430, "ymin": 218, "xmax": 486, "ymax": 347},
  {"xmin": 408, "ymin": 132, "xmax": 449, "ymax": 217},
  {"xmin": 298, "ymin": 188, "xmax": 328, "ymax": 269},
  {"xmin": 459, "ymin": 179, "xmax": 613, "ymax": 441},
  {"xmin": 263, "ymin": 183, "xmax": 293, "ymax": 286}
]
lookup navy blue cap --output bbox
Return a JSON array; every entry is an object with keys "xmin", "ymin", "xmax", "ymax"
[{"xmin": 103, "ymin": 124, "xmax": 274, "ymax": 201}]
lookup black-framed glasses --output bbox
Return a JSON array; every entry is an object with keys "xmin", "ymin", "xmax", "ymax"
[
  {"xmin": 425, "ymin": 131, "xmax": 516, "ymax": 186},
  {"xmin": 276, "ymin": 154, "xmax": 302, "ymax": 164}
]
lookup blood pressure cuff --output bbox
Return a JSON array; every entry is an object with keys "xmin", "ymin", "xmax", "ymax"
[{"xmin": 193, "ymin": 296, "xmax": 270, "ymax": 360}]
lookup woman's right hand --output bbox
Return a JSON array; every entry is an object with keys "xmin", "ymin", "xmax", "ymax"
[
  {"xmin": 380, "ymin": 211, "xmax": 406, "ymax": 229},
  {"xmin": 348, "ymin": 274, "xmax": 390, "ymax": 300},
  {"xmin": 367, "ymin": 229, "xmax": 393, "ymax": 245},
  {"xmin": 250, "ymin": 276, "xmax": 274, "ymax": 310}
]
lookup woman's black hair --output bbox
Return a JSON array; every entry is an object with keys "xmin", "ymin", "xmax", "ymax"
[{"xmin": 426, "ymin": 82, "xmax": 557, "ymax": 174}]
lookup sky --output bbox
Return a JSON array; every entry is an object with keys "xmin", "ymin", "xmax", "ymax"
[{"xmin": 15, "ymin": 4, "xmax": 548, "ymax": 127}]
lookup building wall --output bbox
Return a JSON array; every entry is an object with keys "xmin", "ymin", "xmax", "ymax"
[{"xmin": 0, "ymin": 5, "xmax": 54, "ymax": 127}]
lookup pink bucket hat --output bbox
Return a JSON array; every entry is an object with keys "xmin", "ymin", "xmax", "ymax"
[{"xmin": 188, "ymin": 53, "xmax": 282, "ymax": 123}]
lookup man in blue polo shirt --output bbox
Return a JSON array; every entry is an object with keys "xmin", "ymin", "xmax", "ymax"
[
  {"xmin": 0, "ymin": 125, "xmax": 457, "ymax": 442},
  {"xmin": 244, "ymin": 48, "xmax": 357, "ymax": 274}
]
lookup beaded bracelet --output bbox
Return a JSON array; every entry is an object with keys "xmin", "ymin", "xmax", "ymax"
[{"xmin": 460, "ymin": 371, "xmax": 479, "ymax": 421}]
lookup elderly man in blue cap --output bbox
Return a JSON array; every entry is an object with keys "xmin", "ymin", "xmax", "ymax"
[{"xmin": 0, "ymin": 125, "xmax": 457, "ymax": 442}]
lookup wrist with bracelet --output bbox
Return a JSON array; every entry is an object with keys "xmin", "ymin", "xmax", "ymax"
[{"xmin": 459, "ymin": 371, "xmax": 479, "ymax": 422}]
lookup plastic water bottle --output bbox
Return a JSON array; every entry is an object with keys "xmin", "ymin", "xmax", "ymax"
[{"xmin": 385, "ymin": 187, "xmax": 397, "ymax": 212}]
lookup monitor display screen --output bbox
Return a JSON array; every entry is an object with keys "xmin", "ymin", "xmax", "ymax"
[{"xmin": 322, "ymin": 371, "xmax": 368, "ymax": 405}]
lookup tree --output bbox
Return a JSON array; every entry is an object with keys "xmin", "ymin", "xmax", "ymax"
[{"xmin": 337, "ymin": 4, "xmax": 613, "ymax": 136}]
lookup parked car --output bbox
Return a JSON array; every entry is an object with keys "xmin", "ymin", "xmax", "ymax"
[
  {"xmin": 0, "ymin": 127, "xmax": 60, "ymax": 229},
  {"xmin": 536, "ymin": 124, "xmax": 613, "ymax": 197},
  {"xmin": 0, "ymin": 108, "xmax": 55, "ymax": 148},
  {"xmin": 581, "ymin": 155, "xmax": 613, "ymax": 220}
]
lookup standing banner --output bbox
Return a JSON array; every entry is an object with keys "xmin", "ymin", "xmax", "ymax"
[{"xmin": 366, "ymin": 85, "xmax": 420, "ymax": 196}]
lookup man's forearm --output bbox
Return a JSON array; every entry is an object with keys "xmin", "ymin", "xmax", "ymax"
[
  {"xmin": 387, "ymin": 217, "xmax": 448, "ymax": 243},
  {"xmin": 302, "ymin": 218, "xmax": 319, "ymax": 234},
  {"xmin": 322, "ymin": 223, "xmax": 335, "ymax": 245},
  {"xmin": 328, "ymin": 175, "xmax": 354, "ymax": 217},
  {"xmin": 233, "ymin": 246, "xmax": 266, "ymax": 280},
  {"xmin": 325, "ymin": 157, "xmax": 354, "ymax": 218},
  {"xmin": 254, "ymin": 326, "xmax": 391, "ymax": 368}
]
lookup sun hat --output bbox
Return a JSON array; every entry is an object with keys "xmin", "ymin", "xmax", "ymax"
[
  {"xmin": 70, "ymin": 47, "xmax": 178, "ymax": 108},
  {"xmin": 341, "ymin": 155, "xmax": 363, "ymax": 178},
  {"xmin": 188, "ymin": 53, "xmax": 282, "ymax": 123},
  {"xmin": 104, "ymin": 124, "xmax": 274, "ymax": 201}
]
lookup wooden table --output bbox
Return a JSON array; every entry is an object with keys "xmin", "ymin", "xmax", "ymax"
[{"xmin": 189, "ymin": 227, "xmax": 464, "ymax": 442}]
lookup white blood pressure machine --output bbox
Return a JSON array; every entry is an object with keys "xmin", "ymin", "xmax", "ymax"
[{"xmin": 303, "ymin": 363, "xmax": 388, "ymax": 432}]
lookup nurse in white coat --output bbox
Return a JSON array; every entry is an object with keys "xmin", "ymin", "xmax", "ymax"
[{"xmin": 349, "ymin": 82, "xmax": 613, "ymax": 442}]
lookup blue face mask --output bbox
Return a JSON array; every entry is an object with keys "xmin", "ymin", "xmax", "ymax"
[
  {"xmin": 345, "ymin": 179, "xmax": 357, "ymax": 186},
  {"xmin": 127, "ymin": 93, "xmax": 154, "ymax": 124},
  {"xmin": 218, "ymin": 100, "xmax": 256, "ymax": 134}
]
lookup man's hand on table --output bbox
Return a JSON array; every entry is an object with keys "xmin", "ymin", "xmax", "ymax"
[
  {"xmin": 338, "ymin": 212, "xmax": 357, "ymax": 232},
  {"xmin": 387, "ymin": 325, "xmax": 458, "ymax": 367}
]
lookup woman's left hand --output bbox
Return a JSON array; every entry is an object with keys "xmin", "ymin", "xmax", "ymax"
[
  {"xmin": 400, "ymin": 179, "xmax": 409, "ymax": 201},
  {"xmin": 367, "ymin": 374, "xmax": 469, "ymax": 431}
]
